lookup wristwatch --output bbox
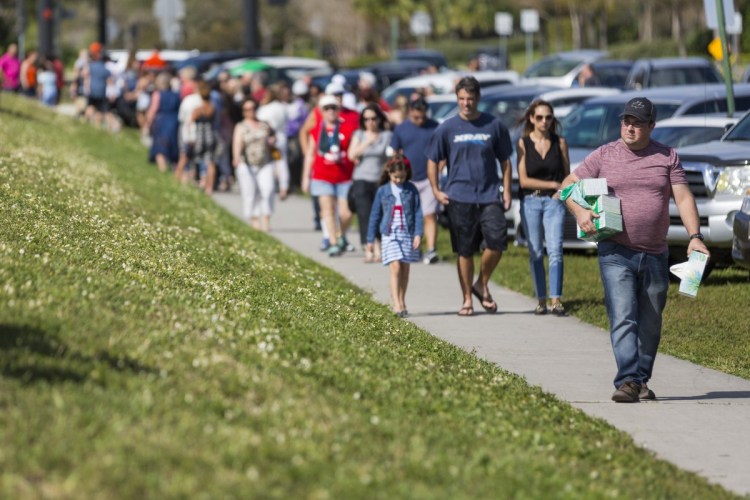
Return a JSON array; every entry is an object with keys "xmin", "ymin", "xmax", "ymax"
[{"xmin": 689, "ymin": 233, "xmax": 704, "ymax": 241}]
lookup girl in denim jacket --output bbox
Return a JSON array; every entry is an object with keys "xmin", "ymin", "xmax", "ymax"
[{"xmin": 367, "ymin": 155, "xmax": 424, "ymax": 317}]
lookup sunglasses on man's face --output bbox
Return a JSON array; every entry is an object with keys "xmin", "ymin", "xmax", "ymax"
[
  {"xmin": 534, "ymin": 114, "xmax": 553, "ymax": 122},
  {"xmin": 323, "ymin": 105, "xmax": 339, "ymax": 111}
]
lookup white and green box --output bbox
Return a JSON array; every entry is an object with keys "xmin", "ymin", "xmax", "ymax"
[
  {"xmin": 577, "ymin": 211, "xmax": 623, "ymax": 242},
  {"xmin": 580, "ymin": 178, "xmax": 608, "ymax": 197},
  {"xmin": 588, "ymin": 194, "xmax": 621, "ymax": 215}
]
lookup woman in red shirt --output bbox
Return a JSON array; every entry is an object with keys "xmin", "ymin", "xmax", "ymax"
[{"xmin": 301, "ymin": 94, "xmax": 358, "ymax": 256}]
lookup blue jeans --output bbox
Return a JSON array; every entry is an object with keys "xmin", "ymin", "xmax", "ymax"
[
  {"xmin": 521, "ymin": 195, "xmax": 565, "ymax": 299},
  {"xmin": 597, "ymin": 241, "xmax": 669, "ymax": 388}
]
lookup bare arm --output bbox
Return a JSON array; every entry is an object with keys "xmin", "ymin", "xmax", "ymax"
[
  {"xmin": 427, "ymin": 159, "xmax": 449, "ymax": 205},
  {"xmin": 298, "ymin": 112, "xmax": 315, "ymax": 153},
  {"xmin": 146, "ymin": 91, "xmax": 160, "ymax": 128},
  {"xmin": 232, "ymin": 124, "xmax": 243, "ymax": 167},
  {"xmin": 347, "ymin": 131, "xmax": 366, "ymax": 162},
  {"xmin": 560, "ymin": 172, "xmax": 599, "ymax": 235},
  {"xmin": 672, "ymin": 183, "xmax": 710, "ymax": 257},
  {"xmin": 559, "ymin": 137, "xmax": 571, "ymax": 179},
  {"xmin": 500, "ymin": 158, "xmax": 512, "ymax": 210},
  {"xmin": 301, "ymin": 137, "xmax": 316, "ymax": 194}
]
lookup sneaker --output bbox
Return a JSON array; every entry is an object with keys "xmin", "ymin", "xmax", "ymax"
[
  {"xmin": 422, "ymin": 249, "xmax": 439, "ymax": 265},
  {"xmin": 319, "ymin": 238, "xmax": 330, "ymax": 251},
  {"xmin": 611, "ymin": 381, "xmax": 641, "ymax": 403},
  {"xmin": 550, "ymin": 303, "xmax": 567, "ymax": 316},
  {"xmin": 640, "ymin": 383, "xmax": 656, "ymax": 400},
  {"xmin": 328, "ymin": 238, "xmax": 345, "ymax": 257},
  {"xmin": 534, "ymin": 304, "xmax": 548, "ymax": 315}
]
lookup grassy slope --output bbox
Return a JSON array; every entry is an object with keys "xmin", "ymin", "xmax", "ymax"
[{"xmin": 0, "ymin": 96, "xmax": 739, "ymax": 499}]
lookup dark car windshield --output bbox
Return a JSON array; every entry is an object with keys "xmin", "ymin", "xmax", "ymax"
[
  {"xmin": 649, "ymin": 67, "xmax": 721, "ymax": 87},
  {"xmin": 651, "ymin": 126, "xmax": 727, "ymax": 148},
  {"xmin": 524, "ymin": 58, "xmax": 581, "ymax": 78},
  {"xmin": 723, "ymin": 114, "xmax": 750, "ymax": 141},
  {"xmin": 561, "ymin": 102, "xmax": 681, "ymax": 148},
  {"xmin": 478, "ymin": 93, "xmax": 541, "ymax": 129}
]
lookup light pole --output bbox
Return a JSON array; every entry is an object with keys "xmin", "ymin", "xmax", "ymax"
[{"xmin": 16, "ymin": 0, "xmax": 26, "ymax": 59}]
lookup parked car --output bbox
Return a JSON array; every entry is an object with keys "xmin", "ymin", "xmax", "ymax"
[
  {"xmin": 651, "ymin": 115, "xmax": 739, "ymax": 149},
  {"xmin": 107, "ymin": 49, "xmax": 199, "ymax": 75},
  {"xmin": 731, "ymin": 190, "xmax": 750, "ymax": 272},
  {"xmin": 535, "ymin": 87, "xmax": 621, "ymax": 118},
  {"xmin": 396, "ymin": 49, "xmax": 449, "ymax": 70},
  {"xmin": 561, "ymin": 84, "xmax": 750, "ymax": 166},
  {"xmin": 521, "ymin": 50, "xmax": 608, "ymax": 88},
  {"xmin": 674, "ymin": 110, "xmax": 750, "ymax": 267},
  {"xmin": 586, "ymin": 59, "xmax": 634, "ymax": 89},
  {"xmin": 308, "ymin": 68, "xmax": 361, "ymax": 93},
  {"xmin": 624, "ymin": 57, "xmax": 722, "ymax": 89},
  {"xmin": 173, "ymin": 51, "xmax": 266, "ymax": 74},
  {"xmin": 205, "ymin": 56, "xmax": 331, "ymax": 83},
  {"xmin": 470, "ymin": 46, "xmax": 509, "ymax": 71},
  {"xmin": 381, "ymin": 70, "xmax": 519, "ymax": 107},
  {"xmin": 543, "ymin": 86, "xmax": 750, "ymax": 253},
  {"xmin": 367, "ymin": 60, "xmax": 434, "ymax": 90}
]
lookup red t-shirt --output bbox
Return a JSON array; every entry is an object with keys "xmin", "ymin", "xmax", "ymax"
[{"xmin": 309, "ymin": 107, "xmax": 358, "ymax": 183}]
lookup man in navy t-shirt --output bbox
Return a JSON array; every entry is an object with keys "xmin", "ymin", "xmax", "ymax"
[
  {"xmin": 426, "ymin": 76, "xmax": 512, "ymax": 316},
  {"xmin": 391, "ymin": 97, "xmax": 440, "ymax": 264}
]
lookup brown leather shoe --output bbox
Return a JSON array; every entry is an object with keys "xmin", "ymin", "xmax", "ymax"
[
  {"xmin": 640, "ymin": 383, "xmax": 656, "ymax": 400},
  {"xmin": 612, "ymin": 381, "xmax": 641, "ymax": 403}
]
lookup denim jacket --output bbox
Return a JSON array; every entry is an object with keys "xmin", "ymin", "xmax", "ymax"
[{"xmin": 367, "ymin": 181, "xmax": 424, "ymax": 243}]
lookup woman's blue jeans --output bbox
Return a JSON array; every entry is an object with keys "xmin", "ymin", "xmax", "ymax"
[
  {"xmin": 597, "ymin": 241, "xmax": 669, "ymax": 389},
  {"xmin": 521, "ymin": 195, "xmax": 565, "ymax": 299}
]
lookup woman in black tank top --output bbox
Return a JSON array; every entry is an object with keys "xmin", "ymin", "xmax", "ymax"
[{"xmin": 516, "ymin": 99, "xmax": 570, "ymax": 316}]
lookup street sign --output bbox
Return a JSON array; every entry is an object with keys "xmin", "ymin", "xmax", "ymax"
[
  {"xmin": 704, "ymin": 0, "xmax": 736, "ymax": 30},
  {"xmin": 410, "ymin": 11, "xmax": 432, "ymax": 37},
  {"xmin": 520, "ymin": 9, "xmax": 539, "ymax": 34},
  {"xmin": 726, "ymin": 11, "xmax": 743, "ymax": 35},
  {"xmin": 708, "ymin": 36, "xmax": 724, "ymax": 60},
  {"xmin": 494, "ymin": 12, "xmax": 513, "ymax": 36}
]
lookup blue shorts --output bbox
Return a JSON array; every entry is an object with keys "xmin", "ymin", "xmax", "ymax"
[{"xmin": 310, "ymin": 180, "xmax": 352, "ymax": 199}]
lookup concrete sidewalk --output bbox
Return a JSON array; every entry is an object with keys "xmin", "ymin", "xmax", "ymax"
[{"xmin": 213, "ymin": 191, "xmax": 750, "ymax": 496}]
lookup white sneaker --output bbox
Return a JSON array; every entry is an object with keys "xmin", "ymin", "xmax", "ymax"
[{"xmin": 423, "ymin": 250, "xmax": 439, "ymax": 264}]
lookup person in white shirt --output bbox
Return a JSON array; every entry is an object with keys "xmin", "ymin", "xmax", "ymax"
[{"xmin": 257, "ymin": 83, "xmax": 290, "ymax": 199}]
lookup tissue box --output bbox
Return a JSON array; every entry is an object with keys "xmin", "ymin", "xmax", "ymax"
[
  {"xmin": 669, "ymin": 251, "xmax": 709, "ymax": 298},
  {"xmin": 580, "ymin": 178, "xmax": 609, "ymax": 197},
  {"xmin": 589, "ymin": 195, "xmax": 621, "ymax": 215},
  {"xmin": 577, "ymin": 211, "xmax": 623, "ymax": 242}
]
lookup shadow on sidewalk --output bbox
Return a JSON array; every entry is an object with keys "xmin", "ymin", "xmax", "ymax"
[
  {"xmin": 411, "ymin": 309, "xmax": 538, "ymax": 318},
  {"xmin": 656, "ymin": 391, "xmax": 750, "ymax": 401}
]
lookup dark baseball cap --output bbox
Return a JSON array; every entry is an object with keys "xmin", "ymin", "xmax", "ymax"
[{"xmin": 620, "ymin": 97, "xmax": 656, "ymax": 122}]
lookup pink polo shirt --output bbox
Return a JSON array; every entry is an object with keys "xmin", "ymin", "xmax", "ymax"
[{"xmin": 575, "ymin": 139, "xmax": 687, "ymax": 254}]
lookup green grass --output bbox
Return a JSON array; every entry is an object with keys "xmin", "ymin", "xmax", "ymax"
[
  {"xmin": 0, "ymin": 95, "xmax": 742, "ymax": 498},
  {"xmin": 435, "ymin": 225, "xmax": 750, "ymax": 380}
]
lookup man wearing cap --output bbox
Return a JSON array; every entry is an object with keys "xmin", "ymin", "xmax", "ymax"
[{"xmin": 560, "ymin": 97, "xmax": 709, "ymax": 403}]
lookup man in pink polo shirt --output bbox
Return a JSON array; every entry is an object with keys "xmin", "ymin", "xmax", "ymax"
[
  {"xmin": 561, "ymin": 97, "xmax": 709, "ymax": 403},
  {"xmin": 0, "ymin": 44, "xmax": 21, "ymax": 92}
]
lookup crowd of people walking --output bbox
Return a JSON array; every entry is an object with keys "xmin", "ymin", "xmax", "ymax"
[{"xmin": 2, "ymin": 43, "xmax": 711, "ymax": 403}]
